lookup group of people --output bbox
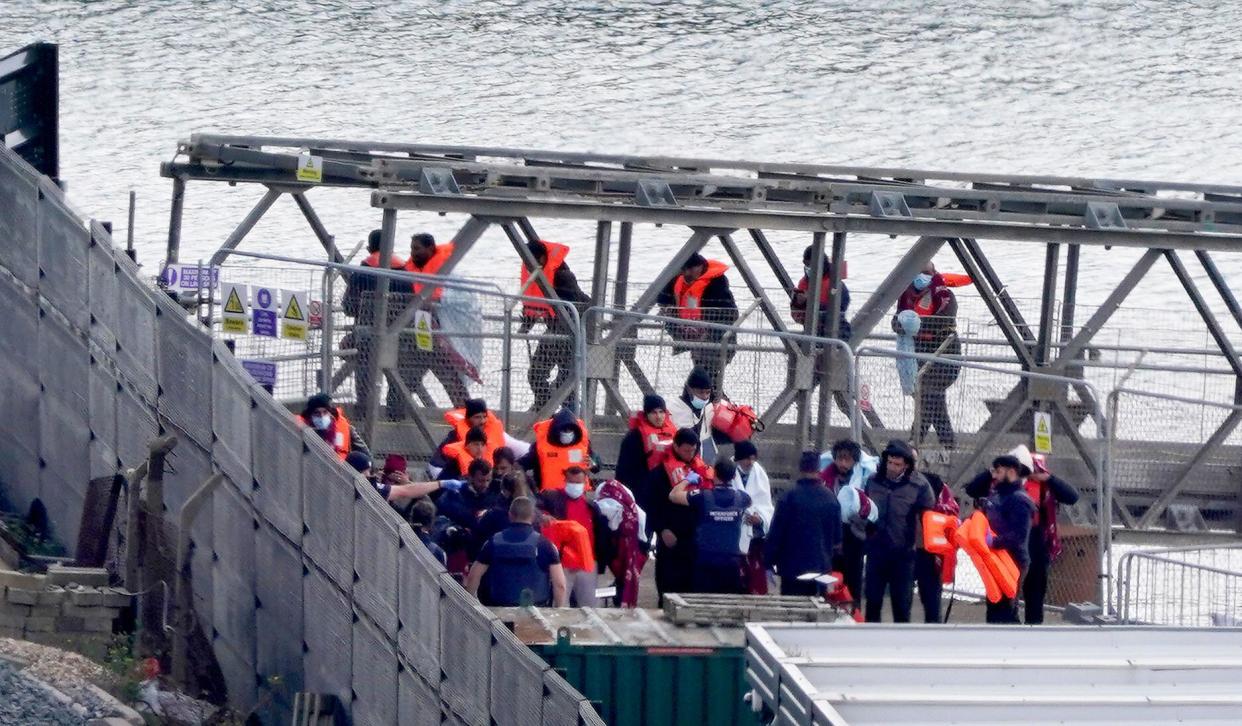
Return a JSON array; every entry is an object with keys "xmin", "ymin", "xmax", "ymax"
[{"xmin": 341, "ymin": 230, "xmax": 970, "ymax": 446}]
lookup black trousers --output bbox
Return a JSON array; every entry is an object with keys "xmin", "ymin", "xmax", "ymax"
[
  {"xmin": 985, "ymin": 568, "xmax": 1029, "ymax": 624},
  {"xmin": 780, "ymin": 577, "xmax": 820, "ymax": 597},
  {"xmin": 914, "ymin": 550, "xmax": 943, "ymax": 623},
  {"xmin": 918, "ymin": 385, "xmax": 956, "ymax": 449},
  {"xmin": 693, "ymin": 556, "xmax": 746, "ymax": 595},
  {"xmin": 864, "ymin": 550, "xmax": 916, "ymax": 623},
  {"xmin": 689, "ymin": 342, "xmax": 736, "ymax": 395},
  {"xmin": 655, "ymin": 539, "xmax": 694, "ymax": 607},
  {"xmin": 528, "ymin": 332, "xmax": 575, "ymax": 411},
  {"xmin": 831, "ymin": 529, "xmax": 866, "ymax": 611},
  {"xmin": 1025, "ymin": 534, "xmax": 1052, "ymax": 624}
]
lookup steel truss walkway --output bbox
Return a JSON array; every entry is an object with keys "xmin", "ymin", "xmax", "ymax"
[{"xmin": 162, "ymin": 134, "xmax": 1242, "ymax": 533}]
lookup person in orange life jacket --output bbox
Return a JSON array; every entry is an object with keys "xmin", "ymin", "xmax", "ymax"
[
  {"xmin": 518, "ymin": 240, "xmax": 592, "ymax": 412},
  {"xmin": 820, "ymin": 439, "xmax": 876, "ymax": 613},
  {"xmin": 966, "ymin": 448, "xmax": 1077, "ymax": 624},
  {"xmin": 666, "ymin": 366, "xmax": 725, "ymax": 465},
  {"xmin": 438, "ymin": 425, "xmax": 493, "ymax": 481},
  {"xmin": 518, "ymin": 407, "xmax": 599, "ymax": 492},
  {"xmin": 410, "ymin": 499, "xmax": 448, "ymax": 567},
  {"xmin": 656, "ymin": 253, "xmax": 739, "ymax": 394},
  {"xmin": 973, "ymin": 447, "xmax": 1037, "ymax": 623},
  {"xmin": 647, "ymin": 428, "xmax": 716, "ymax": 606},
  {"xmin": 436, "ymin": 458, "xmax": 502, "ymax": 561},
  {"xmin": 910, "ymin": 447, "xmax": 960, "ymax": 624},
  {"xmin": 896, "ymin": 262, "xmax": 961, "ymax": 449},
  {"xmin": 343, "ymin": 229, "xmax": 408, "ymax": 415},
  {"xmin": 733, "ymin": 441, "xmax": 775, "ymax": 595},
  {"xmin": 862, "ymin": 439, "xmax": 935, "ymax": 623},
  {"xmin": 766, "ymin": 451, "xmax": 843, "ymax": 597},
  {"xmin": 616, "ymin": 394, "xmax": 679, "ymax": 521},
  {"xmin": 791, "ymin": 244, "xmax": 852, "ymax": 341},
  {"xmin": 466, "ymin": 496, "xmax": 568, "ymax": 607},
  {"xmin": 299, "ymin": 393, "xmax": 369, "ymax": 460},
  {"xmin": 539, "ymin": 467, "xmax": 608, "ymax": 606},
  {"xmin": 392, "ymin": 232, "xmax": 469, "ymax": 415},
  {"xmin": 429, "ymin": 398, "xmax": 530, "ymax": 479},
  {"xmin": 670, "ymin": 458, "xmax": 752, "ymax": 595}
]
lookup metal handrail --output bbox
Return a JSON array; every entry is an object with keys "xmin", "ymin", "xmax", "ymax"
[{"xmin": 1115, "ymin": 544, "xmax": 1242, "ymax": 625}]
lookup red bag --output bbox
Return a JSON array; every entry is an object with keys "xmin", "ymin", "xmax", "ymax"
[{"xmin": 711, "ymin": 400, "xmax": 764, "ymax": 443}]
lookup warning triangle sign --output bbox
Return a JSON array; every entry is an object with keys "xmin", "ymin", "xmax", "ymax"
[
  {"xmin": 283, "ymin": 295, "xmax": 305, "ymax": 321},
  {"xmin": 224, "ymin": 288, "xmax": 245, "ymax": 315},
  {"xmin": 1037, "ymin": 418, "xmax": 1050, "ymax": 434}
]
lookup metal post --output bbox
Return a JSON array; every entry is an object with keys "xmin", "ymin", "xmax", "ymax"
[
  {"xmin": 613, "ymin": 222, "xmax": 632, "ymax": 308},
  {"xmin": 320, "ymin": 269, "xmax": 334, "ymax": 392},
  {"xmin": 126, "ymin": 190, "xmax": 137, "ymax": 261},
  {"xmin": 293, "ymin": 192, "xmax": 344, "ymax": 263},
  {"xmin": 817, "ymin": 232, "xmax": 846, "ymax": 449},
  {"xmin": 584, "ymin": 221, "xmax": 612, "ymax": 419},
  {"xmin": 364, "ymin": 208, "xmax": 398, "ymax": 445},
  {"xmin": 797, "ymin": 232, "xmax": 827, "ymax": 451},
  {"xmin": 166, "ymin": 176, "xmax": 185, "ymax": 263},
  {"xmin": 1060, "ymin": 244, "xmax": 1080, "ymax": 344},
  {"xmin": 1035, "ymin": 243, "xmax": 1061, "ymax": 365}
]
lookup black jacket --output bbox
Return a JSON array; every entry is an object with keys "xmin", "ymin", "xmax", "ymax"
[
  {"xmin": 657, "ymin": 274, "xmax": 739, "ymax": 332},
  {"xmin": 984, "ymin": 480, "xmax": 1037, "ymax": 569},
  {"xmin": 864, "ymin": 468, "xmax": 935, "ymax": 555},
  {"xmin": 614, "ymin": 429, "xmax": 650, "ymax": 509},
  {"xmin": 517, "ymin": 408, "xmax": 599, "ymax": 486},
  {"xmin": 765, "ymin": 478, "xmax": 842, "ymax": 578},
  {"xmin": 646, "ymin": 460, "xmax": 696, "ymax": 544}
]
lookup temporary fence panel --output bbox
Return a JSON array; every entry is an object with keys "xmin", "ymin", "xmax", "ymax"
[
  {"xmin": 398, "ymin": 528, "xmax": 444, "ymax": 684},
  {"xmin": 440, "ymin": 573, "xmax": 494, "ymax": 726},
  {"xmin": 490, "ymin": 622, "xmax": 549, "ymax": 726},
  {"xmin": 351, "ymin": 614, "xmax": 399, "ymax": 726},
  {"xmin": 1116, "ymin": 544, "xmax": 1242, "ymax": 626},
  {"xmin": 398, "ymin": 665, "xmax": 442, "ymax": 726},
  {"xmin": 353, "ymin": 480, "xmax": 401, "ymax": 638},
  {"xmin": 253, "ymin": 525, "xmax": 305, "ymax": 719}
]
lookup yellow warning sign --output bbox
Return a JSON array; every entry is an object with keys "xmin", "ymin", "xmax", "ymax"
[
  {"xmin": 224, "ymin": 289, "xmax": 245, "ymax": 315},
  {"xmin": 221, "ymin": 282, "xmax": 248, "ymax": 333},
  {"xmin": 281, "ymin": 290, "xmax": 308, "ymax": 341},
  {"xmin": 296, "ymin": 153, "xmax": 323, "ymax": 183},
  {"xmin": 1033, "ymin": 411, "xmax": 1053, "ymax": 454},
  {"xmin": 414, "ymin": 310, "xmax": 433, "ymax": 352}
]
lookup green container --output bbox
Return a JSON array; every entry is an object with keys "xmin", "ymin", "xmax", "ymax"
[{"xmin": 534, "ymin": 635, "xmax": 760, "ymax": 726}]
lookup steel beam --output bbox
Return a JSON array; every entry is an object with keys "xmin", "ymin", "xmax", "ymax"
[
  {"xmin": 850, "ymin": 236, "xmax": 946, "ymax": 345},
  {"xmin": 166, "ymin": 175, "xmax": 185, "ymax": 263},
  {"xmin": 208, "ymin": 187, "xmax": 282, "ymax": 267},
  {"xmin": 798, "ymin": 232, "xmax": 827, "ymax": 447},
  {"xmin": 1056, "ymin": 249, "xmax": 1162, "ymax": 365},
  {"xmin": 292, "ymin": 192, "xmax": 344, "ymax": 264},
  {"xmin": 614, "ymin": 222, "xmax": 633, "ymax": 308},
  {"xmin": 1035, "ymin": 244, "xmax": 1061, "ymax": 364},
  {"xmin": 716, "ymin": 233, "xmax": 798, "ymax": 352},
  {"xmin": 959, "ymin": 238, "xmax": 1036, "ymax": 343},
  {"xmin": 505, "ymin": 221, "xmax": 556, "ymax": 299},
  {"xmin": 948, "ymin": 396, "xmax": 1029, "ymax": 486},
  {"xmin": 948, "ymin": 238, "xmax": 1039, "ymax": 371},
  {"xmin": 817, "ymin": 232, "xmax": 848, "ymax": 450},
  {"xmin": 589, "ymin": 221, "xmax": 612, "ymax": 332},
  {"xmin": 599, "ymin": 229, "xmax": 716, "ymax": 347},
  {"xmin": 748, "ymin": 229, "xmax": 796, "ymax": 296},
  {"xmin": 389, "ymin": 216, "xmax": 491, "ymax": 332},
  {"xmin": 383, "ymin": 369, "xmax": 438, "ymax": 451},
  {"xmin": 1137, "ymin": 409, "xmax": 1242, "ymax": 529},
  {"xmin": 1165, "ymin": 251, "xmax": 1242, "ymax": 379},
  {"xmin": 1195, "ymin": 250, "xmax": 1242, "ymax": 331}
]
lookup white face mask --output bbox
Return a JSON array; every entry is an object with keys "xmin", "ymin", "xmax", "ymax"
[
  {"xmin": 558, "ymin": 430, "xmax": 576, "ymax": 445},
  {"xmin": 565, "ymin": 483, "xmax": 585, "ymax": 500},
  {"xmin": 691, "ymin": 395, "xmax": 709, "ymax": 410},
  {"xmin": 311, "ymin": 413, "xmax": 332, "ymax": 430}
]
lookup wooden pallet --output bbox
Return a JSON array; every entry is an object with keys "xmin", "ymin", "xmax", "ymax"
[{"xmin": 662, "ymin": 593, "xmax": 844, "ymax": 626}]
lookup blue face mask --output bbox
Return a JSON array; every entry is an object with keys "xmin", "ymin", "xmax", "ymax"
[{"xmin": 912, "ymin": 273, "xmax": 933, "ymax": 291}]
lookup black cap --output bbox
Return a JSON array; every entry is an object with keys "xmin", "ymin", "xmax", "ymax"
[
  {"xmin": 464, "ymin": 398, "xmax": 487, "ymax": 418},
  {"xmin": 345, "ymin": 451, "xmax": 371, "ymax": 473},
  {"xmin": 799, "ymin": 450, "xmax": 821, "ymax": 473},
  {"xmin": 734, "ymin": 440, "xmax": 758, "ymax": 460},
  {"xmin": 642, "ymin": 394, "xmax": 667, "ymax": 414},
  {"xmin": 686, "ymin": 366, "xmax": 712, "ymax": 391},
  {"xmin": 882, "ymin": 439, "xmax": 915, "ymax": 467},
  {"xmin": 673, "ymin": 428, "xmax": 700, "ymax": 447},
  {"xmin": 682, "ymin": 253, "xmax": 708, "ymax": 271},
  {"xmin": 304, "ymin": 393, "xmax": 332, "ymax": 416},
  {"xmin": 465, "ymin": 426, "xmax": 488, "ymax": 445}
]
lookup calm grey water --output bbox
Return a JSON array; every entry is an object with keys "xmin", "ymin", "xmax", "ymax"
[{"xmin": 6, "ymin": 0, "xmax": 1242, "ymax": 317}]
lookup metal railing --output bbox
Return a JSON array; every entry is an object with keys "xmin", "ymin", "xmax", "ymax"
[{"xmin": 1116, "ymin": 544, "xmax": 1242, "ymax": 626}]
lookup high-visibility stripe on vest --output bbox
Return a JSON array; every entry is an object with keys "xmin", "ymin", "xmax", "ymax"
[
  {"xmin": 404, "ymin": 243, "xmax": 455, "ymax": 300},
  {"xmin": 672, "ymin": 260, "xmax": 728, "ymax": 322},
  {"xmin": 628, "ymin": 412, "xmax": 678, "ymax": 470},
  {"xmin": 298, "ymin": 406, "xmax": 353, "ymax": 460},
  {"xmin": 542, "ymin": 518, "xmax": 595, "ymax": 572},
  {"xmin": 442, "ymin": 440, "xmax": 494, "ymax": 475},
  {"xmin": 660, "ymin": 449, "xmax": 714, "ymax": 490},
  {"xmin": 443, "ymin": 409, "xmax": 507, "ymax": 451},
  {"xmin": 532, "ymin": 418, "xmax": 592, "ymax": 491},
  {"xmin": 954, "ymin": 511, "xmax": 1020, "ymax": 604},
  {"xmin": 519, "ymin": 241, "xmax": 570, "ymax": 319},
  {"xmin": 362, "ymin": 252, "xmax": 406, "ymax": 269}
]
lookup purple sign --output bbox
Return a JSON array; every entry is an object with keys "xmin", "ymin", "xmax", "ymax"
[
  {"xmin": 241, "ymin": 360, "xmax": 277, "ymax": 388},
  {"xmin": 252, "ymin": 309, "xmax": 277, "ymax": 337}
]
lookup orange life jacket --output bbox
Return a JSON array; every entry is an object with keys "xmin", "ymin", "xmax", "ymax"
[
  {"xmin": 532, "ymin": 418, "xmax": 592, "ymax": 491},
  {"xmin": 404, "ymin": 243, "xmax": 455, "ymax": 300},
  {"xmin": 672, "ymin": 260, "xmax": 729, "ymax": 321},
  {"xmin": 660, "ymin": 449, "xmax": 714, "ymax": 490},
  {"xmin": 942, "ymin": 272, "xmax": 972, "ymax": 288},
  {"xmin": 628, "ymin": 412, "xmax": 678, "ymax": 470},
  {"xmin": 519, "ymin": 241, "xmax": 571, "ymax": 319},
  {"xmin": 298, "ymin": 407, "xmax": 352, "ymax": 460},
  {"xmin": 362, "ymin": 252, "xmax": 405, "ymax": 269},
  {"xmin": 954, "ymin": 511, "xmax": 1020, "ymax": 604},
  {"xmin": 921, "ymin": 510, "xmax": 960, "ymax": 556},
  {"xmin": 441, "ymin": 440, "xmax": 494, "ymax": 476},
  {"xmin": 443, "ymin": 409, "xmax": 507, "ymax": 451},
  {"xmin": 542, "ymin": 518, "xmax": 595, "ymax": 572}
]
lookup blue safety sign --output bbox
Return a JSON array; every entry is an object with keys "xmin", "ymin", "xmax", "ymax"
[{"xmin": 251, "ymin": 285, "xmax": 278, "ymax": 338}]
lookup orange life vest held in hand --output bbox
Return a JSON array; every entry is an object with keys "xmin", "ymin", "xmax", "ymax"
[
  {"xmin": 443, "ymin": 409, "xmax": 507, "ymax": 451},
  {"xmin": 520, "ymin": 241, "xmax": 570, "ymax": 319},
  {"xmin": 672, "ymin": 260, "xmax": 729, "ymax": 321},
  {"xmin": 921, "ymin": 510, "xmax": 960, "ymax": 556},
  {"xmin": 954, "ymin": 511, "xmax": 1020, "ymax": 603},
  {"xmin": 532, "ymin": 418, "xmax": 592, "ymax": 491},
  {"xmin": 404, "ymin": 243, "xmax": 455, "ymax": 300},
  {"xmin": 362, "ymin": 252, "xmax": 405, "ymax": 269},
  {"xmin": 542, "ymin": 518, "xmax": 596, "ymax": 572},
  {"xmin": 298, "ymin": 407, "xmax": 353, "ymax": 460},
  {"xmin": 441, "ymin": 441, "xmax": 494, "ymax": 475},
  {"xmin": 628, "ymin": 412, "xmax": 678, "ymax": 470},
  {"xmin": 661, "ymin": 449, "xmax": 714, "ymax": 490}
]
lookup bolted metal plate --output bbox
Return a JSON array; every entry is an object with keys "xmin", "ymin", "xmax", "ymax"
[
  {"xmin": 490, "ymin": 623, "xmax": 546, "ymax": 726},
  {"xmin": 0, "ymin": 147, "xmax": 40, "ymax": 287},
  {"xmin": 212, "ymin": 482, "xmax": 256, "ymax": 649},
  {"xmin": 439, "ymin": 576, "xmax": 492, "ymax": 726},
  {"xmin": 398, "ymin": 666, "xmax": 442, "ymax": 726},
  {"xmin": 250, "ymin": 399, "xmax": 304, "ymax": 543}
]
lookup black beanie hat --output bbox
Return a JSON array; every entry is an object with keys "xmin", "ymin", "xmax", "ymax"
[
  {"xmin": 683, "ymin": 253, "xmax": 708, "ymax": 271},
  {"xmin": 642, "ymin": 394, "xmax": 667, "ymax": 414},
  {"xmin": 686, "ymin": 366, "xmax": 712, "ymax": 391},
  {"xmin": 799, "ymin": 450, "xmax": 822, "ymax": 473},
  {"xmin": 304, "ymin": 392, "xmax": 332, "ymax": 416},
  {"xmin": 673, "ymin": 427, "xmax": 700, "ymax": 448},
  {"xmin": 464, "ymin": 398, "xmax": 487, "ymax": 418},
  {"xmin": 734, "ymin": 440, "xmax": 758, "ymax": 460}
]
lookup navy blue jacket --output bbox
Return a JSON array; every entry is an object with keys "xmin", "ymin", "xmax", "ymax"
[
  {"xmin": 688, "ymin": 486, "xmax": 752, "ymax": 561},
  {"xmin": 985, "ymin": 480, "xmax": 1037, "ymax": 569},
  {"xmin": 765, "ymin": 478, "xmax": 842, "ymax": 578}
]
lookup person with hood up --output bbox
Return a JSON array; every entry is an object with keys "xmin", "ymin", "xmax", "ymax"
[
  {"xmin": 819, "ymin": 439, "xmax": 879, "ymax": 613},
  {"xmin": 670, "ymin": 458, "xmax": 752, "ymax": 594},
  {"xmin": 519, "ymin": 407, "xmax": 599, "ymax": 492},
  {"xmin": 911, "ymin": 447, "xmax": 960, "ymax": 623},
  {"xmin": 733, "ymin": 441, "xmax": 775, "ymax": 594},
  {"xmin": 667, "ymin": 366, "xmax": 724, "ymax": 465},
  {"xmin": 657, "ymin": 253, "xmax": 739, "ymax": 393},
  {"xmin": 766, "ymin": 451, "xmax": 843, "ymax": 597},
  {"xmin": 969, "ymin": 446, "xmax": 1038, "ymax": 623},
  {"xmin": 966, "ymin": 447, "xmax": 1075, "ymax": 624},
  {"xmin": 647, "ymin": 427, "xmax": 715, "ymax": 605},
  {"xmin": 298, "ymin": 393, "xmax": 369, "ymax": 460},
  {"xmin": 616, "ymin": 394, "xmax": 679, "ymax": 514},
  {"xmin": 863, "ymin": 439, "xmax": 935, "ymax": 623},
  {"xmin": 896, "ymin": 262, "xmax": 963, "ymax": 449}
]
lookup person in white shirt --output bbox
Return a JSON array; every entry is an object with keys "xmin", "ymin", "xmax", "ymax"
[
  {"xmin": 666, "ymin": 366, "xmax": 721, "ymax": 464},
  {"xmin": 733, "ymin": 440, "xmax": 775, "ymax": 594}
]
